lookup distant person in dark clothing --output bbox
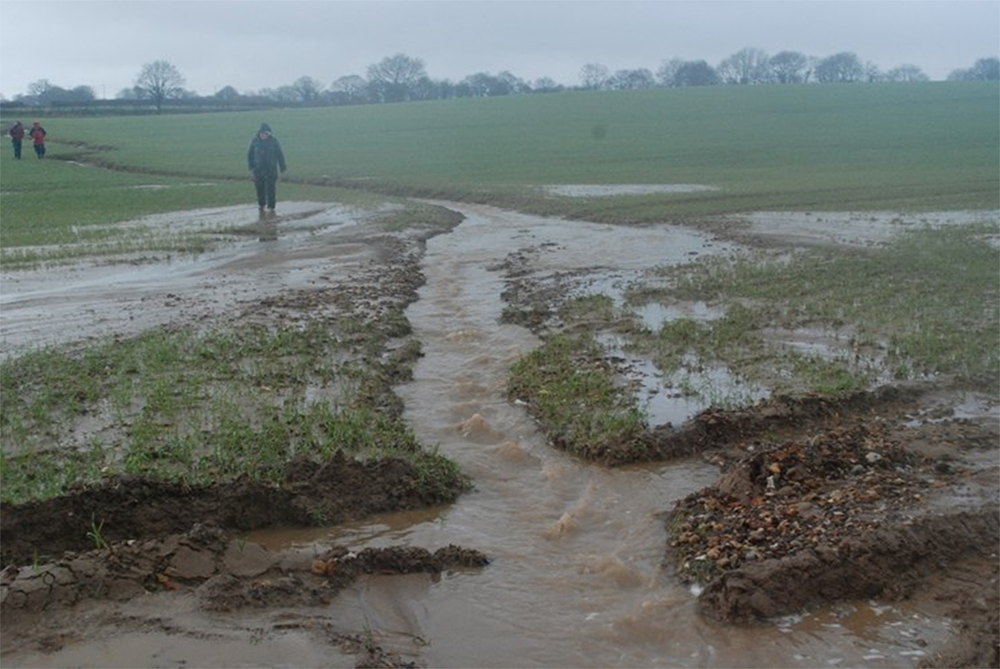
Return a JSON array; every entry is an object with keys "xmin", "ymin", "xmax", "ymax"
[
  {"xmin": 8, "ymin": 121, "xmax": 24, "ymax": 159},
  {"xmin": 247, "ymin": 122, "xmax": 286, "ymax": 214},
  {"xmin": 29, "ymin": 121, "xmax": 46, "ymax": 158}
]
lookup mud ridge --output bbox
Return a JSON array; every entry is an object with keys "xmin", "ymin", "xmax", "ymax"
[
  {"xmin": 662, "ymin": 403, "xmax": 999, "ymax": 667},
  {"xmin": 1, "ymin": 452, "xmax": 461, "ymax": 567},
  {"xmin": 919, "ymin": 559, "xmax": 1000, "ymax": 669},
  {"xmin": 697, "ymin": 508, "xmax": 999, "ymax": 622},
  {"xmin": 640, "ymin": 384, "xmax": 920, "ymax": 463},
  {"xmin": 0, "ymin": 522, "xmax": 489, "ymax": 616}
]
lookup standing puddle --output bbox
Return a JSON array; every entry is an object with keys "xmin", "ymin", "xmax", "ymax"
[
  {"xmin": 252, "ymin": 203, "xmax": 944, "ymax": 667},
  {"xmin": 0, "ymin": 203, "xmax": 361, "ymax": 358}
]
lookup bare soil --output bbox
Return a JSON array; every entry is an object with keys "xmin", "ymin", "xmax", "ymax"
[
  {"xmin": 664, "ymin": 388, "xmax": 998, "ymax": 668},
  {"xmin": 1, "ymin": 205, "xmax": 997, "ymax": 668}
]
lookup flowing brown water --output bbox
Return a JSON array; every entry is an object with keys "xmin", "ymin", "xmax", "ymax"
[
  {"xmin": 1, "ymin": 202, "xmax": 956, "ymax": 667},
  {"xmin": 250, "ymin": 203, "xmax": 949, "ymax": 667}
]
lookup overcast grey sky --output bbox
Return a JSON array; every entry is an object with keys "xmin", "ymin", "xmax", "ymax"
[{"xmin": 1, "ymin": 0, "xmax": 997, "ymax": 98}]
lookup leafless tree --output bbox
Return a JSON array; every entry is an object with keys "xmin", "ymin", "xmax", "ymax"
[
  {"xmin": 291, "ymin": 76, "xmax": 325, "ymax": 104},
  {"xmin": 863, "ymin": 61, "xmax": 884, "ymax": 82},
  {"xmin": 768, "ymin": 51, "xmax": 809, "ymax": 84},
  {"xmin": 815, "ymin": 52, "xmax": 864, "ymax": 83},
  {"xmin": 607, "ymin": 68, "xmax": 655, "ymax": 90},
  {"xmin": 948, "ymin": 57, "xmax": 1000, "ymax": 81},
  {"xmin": 884, "ymin": 64, "xmax": 929, "ymax": 82},
  {"xmin": 20, "ymin": 79, "xmax": 95, "ymax": 104},
  {"xmin": 26, "ymin": 79, "xmax": 56, "ymax": 98},
  {"xmin": 580, "ymin": 63, "xmax": 610, "ymax": 90},
  {"xmin": 656, "ymin": 58, "xmax": 684, "ymax": 86},
  {"xmin": 409, "ymin": 76, "xmax": 443, "ymax": 101},
  {"xmin": 367, "ymin": 53, "xmax": 427, "ymax": 102},
  {"xmin": 533, "ymin": 77, "xmax": 563, "ymax": 93},
  {"xmin": 969, "ymin": 57, "xmax": 1000, "ymax": 80},
  {"xmin": 717, "ymin": 47, "xmax": 772, "ymax": 85},
  {"xmin": 457, "ymin": 71, "xmax": 526, "ymax": 97},
  {"xmin": 330, "ymin": 75, "xmax": 369, "ymax": 104},
  {"xmin": 497, "ymin": 71, "xmax": 529, "ymax": 94},
  {"xmin": 134, "ymin": 60, "xmax": 186, "ymax": 112}
]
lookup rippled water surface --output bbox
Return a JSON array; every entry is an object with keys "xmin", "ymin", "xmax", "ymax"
[{"xmin": 252, "ymin": 203, "xmax": 948, "ymax": 667}]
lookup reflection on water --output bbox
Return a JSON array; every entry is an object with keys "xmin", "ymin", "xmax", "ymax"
[
  {"xmin": 257, "ymin": 210, "xmax": 278, "ymax": 241},
  {"xmin": 635, "ymin": 299, "xmax": 723, "ymax": 331},
  {"xmin": 0, "ymin": 202, "xmax": 361, "ymax": 359}
]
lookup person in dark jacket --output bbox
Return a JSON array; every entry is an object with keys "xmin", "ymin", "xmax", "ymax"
[
  {"xmin": 247, "ymin": 122, "xmax": 286, "ymax": 213},
  {"xmin": 29, "ymin": 121, "xmax": 46, "ymax": 158},
  {"xmin": 8, "ymin": 121, "xmax": 24, "ymax": 159}
]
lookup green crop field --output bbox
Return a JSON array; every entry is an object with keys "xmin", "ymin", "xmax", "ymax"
[
  {"xmin": 2, "ymin": 81, "xmax": 998, "ymax": 255},
  {"xmin": 2, "ymin": 81, "xmax": 997, "ymax": 503}
]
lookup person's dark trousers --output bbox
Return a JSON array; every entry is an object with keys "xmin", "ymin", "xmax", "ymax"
[
  {"xmin": 33, "ymin": 144, "xmax": 44, "ymax": 159},
  {"xmin": 12, "ymin": 140, "xmax": 21, "ymax": 159},
  {"xmin": 254, "ymin": 173, "xmax": 278, "ymax": 209}
]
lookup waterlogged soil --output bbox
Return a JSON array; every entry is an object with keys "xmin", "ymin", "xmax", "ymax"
[
  {"xmin": 666, "ymin": 391, "xmax": 999, "ymax": 666},
  {"xmin": 1, "ymin": 201, "xmax": 998, "ymax": 668}
]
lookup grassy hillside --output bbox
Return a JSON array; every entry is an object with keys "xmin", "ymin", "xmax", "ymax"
[{"xmin": 1, "ymin": 82, "xmax": 997, "ymax": 243}]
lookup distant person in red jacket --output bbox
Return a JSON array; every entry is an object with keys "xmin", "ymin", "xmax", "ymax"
[
  {"xmin": 29, "ymin": 121, "xmax": 46, "ymax": 159},
  {"xmin": 8, "ymin": 121, "xmax": 24, "ymax": 159}
]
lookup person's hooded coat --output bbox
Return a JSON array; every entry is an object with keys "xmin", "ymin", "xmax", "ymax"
[{"xmin": 247, "ymin": 123, "xmax": 286, "ymax": 177}]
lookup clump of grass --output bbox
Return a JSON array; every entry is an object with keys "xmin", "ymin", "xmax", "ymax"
[
  {"xmin": 634, "ymin": 223, "xmax": 999, "ymax": 398},
  {"xmin": 408, "ymin": 449, "xmax": 470, "ymax": 502},
  {"xmin": 87, "ymin": 514, "xmax": 109, "ymax": 551},
  {"xmin": 0, "ymin": 314, "xmax": 467, "ymax": 505},
  {"xmin": 558, "ymin": 294, "xmax": 617, "ymax": 324},
  {"xmin": 508, "ymin": 332, "xmax": 649, "ymax": 463}
]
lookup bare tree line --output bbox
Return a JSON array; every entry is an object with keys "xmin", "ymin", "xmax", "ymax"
[{"xmin": 5, "ymin": 48, "xmax": 998, "ymax": 112}]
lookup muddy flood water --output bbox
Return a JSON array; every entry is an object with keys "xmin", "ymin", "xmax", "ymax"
[
  {"xmin": 1, "ymin": 201, "xmax": 997, "ymax": 667},
  {"xmin": 304, "ymin": 204, "xmax": 959, "ymax": 668}
]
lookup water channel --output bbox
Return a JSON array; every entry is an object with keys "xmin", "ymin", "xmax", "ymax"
[
  {"xmin": 252, "ymin": 203, "xmax": 948, "ymax": 667},
  {"xmin": 0, "ymin": 201, "xmax": 953, "ymax": 667}
]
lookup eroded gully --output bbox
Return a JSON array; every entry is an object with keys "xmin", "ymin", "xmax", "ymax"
[
  {"xmin": 0, "ymin": 200, "xmax": 955, "ymax": 667},
  {"xmin": 251, "ymin": 203, "xmax": 949, "ymax": 668}
]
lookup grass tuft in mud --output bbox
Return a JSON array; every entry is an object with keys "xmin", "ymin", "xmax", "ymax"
[{"xmin": 507, "ymin": 332, "xmax": 650, "ymax": 464}]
